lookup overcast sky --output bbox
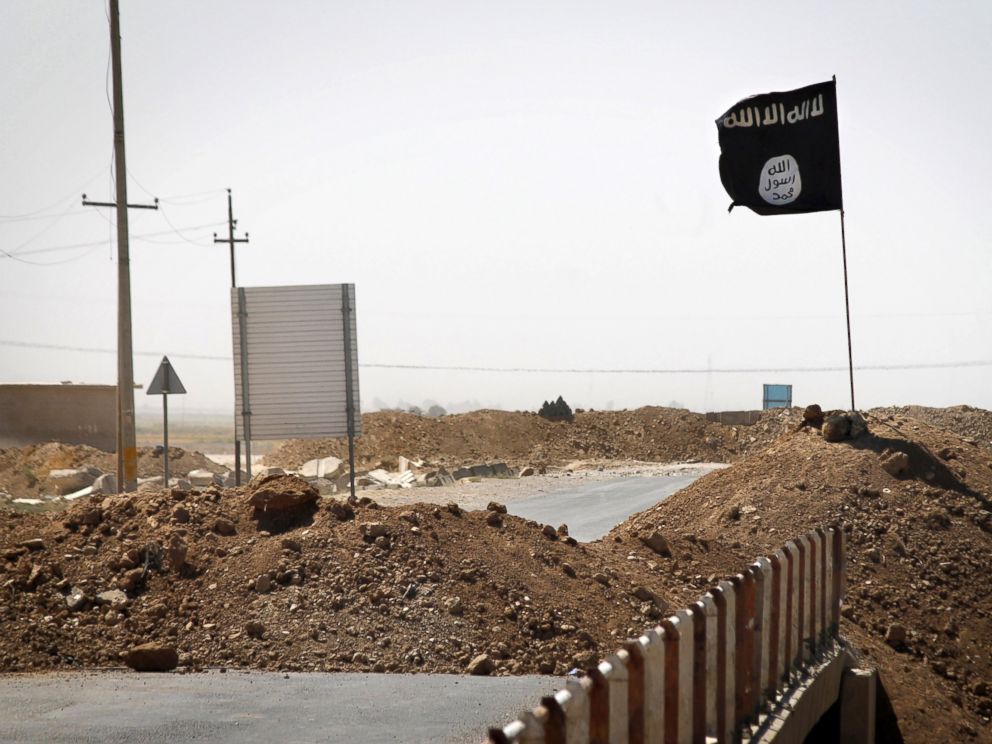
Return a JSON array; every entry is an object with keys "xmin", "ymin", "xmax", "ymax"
[{"xmin": 2, "ymin": 1, "xmax": 990, "ymax": 421}]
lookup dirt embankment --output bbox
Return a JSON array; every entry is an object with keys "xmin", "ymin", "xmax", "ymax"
[
  {"xmin": 871, "ymin": 405, "xmax": 992, "ymax": 449},
  {"xmin": 612, "ymin": 412, "xmax": 992, "ymax": 743},
  {"xmin": 264, "ymin": 407, "xmax": 757, "ymax": 471},
  {"xmin": 273, "ymin": 404, "xmax": 984, "ymax": 473},
  {"xmin": 0, "ymin": 476, "xmax": 681, "ymax": 678}
]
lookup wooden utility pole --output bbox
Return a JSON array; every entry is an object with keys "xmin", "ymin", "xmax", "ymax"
[
  {"xmin": 214, "ymin": 189, "xmax": 249, "ymax": 484},
  {"xmin": 83, "ymin": 0, "xmax": 157, "ymax": 493}
]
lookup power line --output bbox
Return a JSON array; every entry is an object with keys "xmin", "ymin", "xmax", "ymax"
[
  {"xmin": 0, "ymin": 221, "xmax": 227, "ymax": 260},
  {"xmin": 358, "ymin": 360, "xmax": 992, "ymax": 373},
  {"xmin": 1, "ymin": 339, "xmax": 989, "ymax": 374}
]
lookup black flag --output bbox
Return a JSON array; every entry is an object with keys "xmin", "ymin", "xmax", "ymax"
[{"xmin": 716, "ymin": 80, "xmax": 842, "ymax": 215}]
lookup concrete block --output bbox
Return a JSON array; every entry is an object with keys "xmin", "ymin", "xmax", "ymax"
[
  {"xmin": 92, "ymin": 473, "xmax": 118, "ymax": 495},
  {"xmin": 839, "ymin": 668, "xmax": 877, "ymax": 744},
  {"xmin": 222, "ymin": 470, "xmax": 248, "ymax": 488},
  {"xmin": 47, "ymin": 468, "xmax": 97, "ymax": 495},
  {"xmin": 187, "ymin": 469, "xmax": 216, "ymax": 487},
  {"xmin": 491, "ymin": 462, "xmax": 511, "ymax": 477},
  {"xmin": 312, "ymin": 477, "xmax": 337, "ymax": 495}
]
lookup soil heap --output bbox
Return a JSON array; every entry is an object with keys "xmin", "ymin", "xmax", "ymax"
[
  {"xmin": 612, "ymin": 411, "xmax": 992, "ymax": 743},
  {"xmin": 0, "ymin": 475, "xmax": 678, "ymax": 677},
  {"xmin": 265, "ymin": 407, "xmax": 747, "ymax": 471},
  {"xmin": 871, "ymin": 405, "xmax": 992, "ymax": 450}
]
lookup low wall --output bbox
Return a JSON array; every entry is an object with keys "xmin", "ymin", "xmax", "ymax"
[
  {"xmin": 0, "ymin": 384, "xmax": 115, "ymax": 452},
  {"xmin": 705, "ymin": 410, "xmax": 764, "ymax": 426},
  {"xmin": 487, "ymin": 526, "xmax": 847, "ymax": 744}
]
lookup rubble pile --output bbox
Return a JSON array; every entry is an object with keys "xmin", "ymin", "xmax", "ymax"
[
  {"xmin": 0, "ymin": 475, "xmax": 678, "ymax": 677},
  {"xmin": 0, "ymin": 443, "xmax": 226, "ymax": 501},
  {"xmin": 612, "ymin": 411, "xmax": 992, "ymax": 743}
]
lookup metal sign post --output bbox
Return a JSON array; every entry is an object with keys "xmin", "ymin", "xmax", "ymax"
[
  {"xmin": 341, "ymin": 284, "xmax": 357, "ymax": 500},
  {"xmin": 147, "ymin": 356, "xmax": 187, "ymax": 486}
]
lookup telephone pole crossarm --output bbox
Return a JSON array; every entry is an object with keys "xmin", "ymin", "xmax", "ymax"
[{"xmin": 82, "ymin": 194, "xmax": 159, "ymax": 210}]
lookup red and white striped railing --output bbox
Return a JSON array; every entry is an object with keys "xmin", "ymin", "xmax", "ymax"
[{"xmin": 487, "ymin": 526, "xmax": 846, "ymax": 744}]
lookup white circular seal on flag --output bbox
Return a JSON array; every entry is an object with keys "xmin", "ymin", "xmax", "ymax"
[{"xmin": 759, "ymin": 155, "xmax": 802, "ymax": 205}]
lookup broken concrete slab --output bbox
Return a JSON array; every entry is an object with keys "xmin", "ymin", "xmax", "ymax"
[
  {"xmin": 63, "ymin": 486, "xmax": 94, "ymax": 501},
  {"xmin": 300, "ymin": 457, "xmax": 343, "ymax": 480},
  {"xmin": 186, "ymin": 469, "xmax": 216, "ymax": 487},
  {"xmin": 47, "ymin": 469, "xmax": 98, "ymax": 495},
  {"xmin": 366, "ymin": 469, "xmax": 416, "ymax": 489},
  {"xmin": 92, "ymin": 473, "xmax": 117, "ymax": 495},
  {"xmin": 312, "ymin": 477, "xmax": 337, "ymax": 496}
]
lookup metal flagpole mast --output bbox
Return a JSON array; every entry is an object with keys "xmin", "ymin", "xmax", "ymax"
[
  {"xmin": 840, "ymin": 210, "xmax": 855, "ymax": 411},
  {"xmin": 834, "ymin": 75, "xmax": 856, "ymax": 411},
  {"xmin": 214, "ymin": 190, "xmax": 249, "ymax": 485}
]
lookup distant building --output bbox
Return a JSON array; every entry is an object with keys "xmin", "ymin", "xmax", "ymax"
[{"xmin": 0, "ymin": 383, "xmax": 115, "ymax": 451}]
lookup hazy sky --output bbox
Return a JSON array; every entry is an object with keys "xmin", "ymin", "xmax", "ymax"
[{"xmin": 2, "ymin": 1, "xmax": 990, "ymax": 422}]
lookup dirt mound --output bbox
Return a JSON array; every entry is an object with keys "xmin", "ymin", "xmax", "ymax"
[
  {"xmin": 611, "ymin": 412, "xmax": 992, "ymax": 743},
  {"xmin": 265, "ymin": 407, "xmax": 745, "ymax": 471},
  {"xmin": 0, "ymin": 478, "xmax": 681, "ymax": 677},
  {"xmin": 871, "ymin": 404, "xmax": 992, "ymax": 450},
  {"xmin": 0, "ymin": 443, "xmax": 226, "ymax": 498}
]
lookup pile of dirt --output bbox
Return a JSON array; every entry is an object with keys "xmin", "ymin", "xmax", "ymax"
[
  {"xmin": 0, "ymin": 443, "xmax": 225, "ymax": 498},
  {"xmin": 0, "ymin": 476, "xmax": 679, "ymax": 677},
  {"xmin": 732, "ymin": 407, "xmax": 804, "ymax": 457},
  {"xmin": 265, "ymin": 407, "xmax": 747, "ymax": 471},
  {"xmin": 871, "ymin": 405, "xmax": 992, "ymax": 450},
  {"xmin": 611, "ymin": 411, "xmax": 992, "ymax": 742}
]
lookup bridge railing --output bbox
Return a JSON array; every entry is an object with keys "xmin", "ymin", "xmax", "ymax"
[{"xmin": 486, "ymin": 526, "xmax": 846, "ymax": 744}]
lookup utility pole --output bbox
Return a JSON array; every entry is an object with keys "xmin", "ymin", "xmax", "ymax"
[
  {"xmin": 83, "ymin": 0, "xmax": 157, "ymax": 493},
  {"xmin": 214, "ymin": 189, "xmax": 249, "ymax": 484}
]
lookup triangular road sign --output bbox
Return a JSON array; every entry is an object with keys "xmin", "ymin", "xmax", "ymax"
[{"xmin": 147, "ymin": 356, "xmax": 187, "ymax": 395}]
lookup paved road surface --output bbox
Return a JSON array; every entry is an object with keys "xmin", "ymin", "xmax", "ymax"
[
  {"xmin": 0, "ymin": 671, "xmax": 558, "ymax": 744},
  {"xmin": 506, "ymin": 469, "xmax": 713, "ymax": 541}
]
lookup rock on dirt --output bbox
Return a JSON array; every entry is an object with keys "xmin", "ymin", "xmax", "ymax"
[
  {"xmin": 247, "ymin": 475, "xmax": 318, "ymax": 512},
  {"xmin": 640, "ymin": 531, "xmax": 672, "ymax": 557},
  {"xmin": 124, "ymin": 642, "xmax": 179, "ymax": 672},
  {"xmin": 880, "ymin": 451, "xmax": 910, "ymax": 477},
  {"xmin": 467, "ymin": 654, "xmax": 495, "ymax": 676}
]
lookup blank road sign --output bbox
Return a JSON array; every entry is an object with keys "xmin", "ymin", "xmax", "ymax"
[{"xmin": 231, "ymin": 284, "xmax": 361, "ymax": 441}]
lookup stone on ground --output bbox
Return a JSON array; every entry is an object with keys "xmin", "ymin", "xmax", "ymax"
[{"xmin": 124, "ymin": 642, "xmax": 179, "ymax": 672}]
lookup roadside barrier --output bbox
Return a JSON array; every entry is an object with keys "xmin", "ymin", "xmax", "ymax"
[{"xmin": 486, "ymin": 526, "xmax": 846, "ymax": 744}]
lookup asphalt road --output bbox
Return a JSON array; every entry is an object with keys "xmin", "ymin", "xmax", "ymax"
[
  {"xmin": 506, "ymin": 469, "xmax": 712, "ymax": 541},
  {"xmin": 0, "ymin": 671, "xmax": 558, "ymax": 744}
]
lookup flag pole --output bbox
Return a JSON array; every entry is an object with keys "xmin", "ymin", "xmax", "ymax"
[
  {"xmin": 834, "ymin": 74, "xmax": 856, "ymax": 411},
  {"xmin": 839, "ymin": 208, "xmax": 855, "ymax": 410}
]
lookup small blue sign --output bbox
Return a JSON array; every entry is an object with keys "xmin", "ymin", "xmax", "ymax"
[{"xmin": 763, "ymin": 384, "xmax": 792, "ymax": 409}]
